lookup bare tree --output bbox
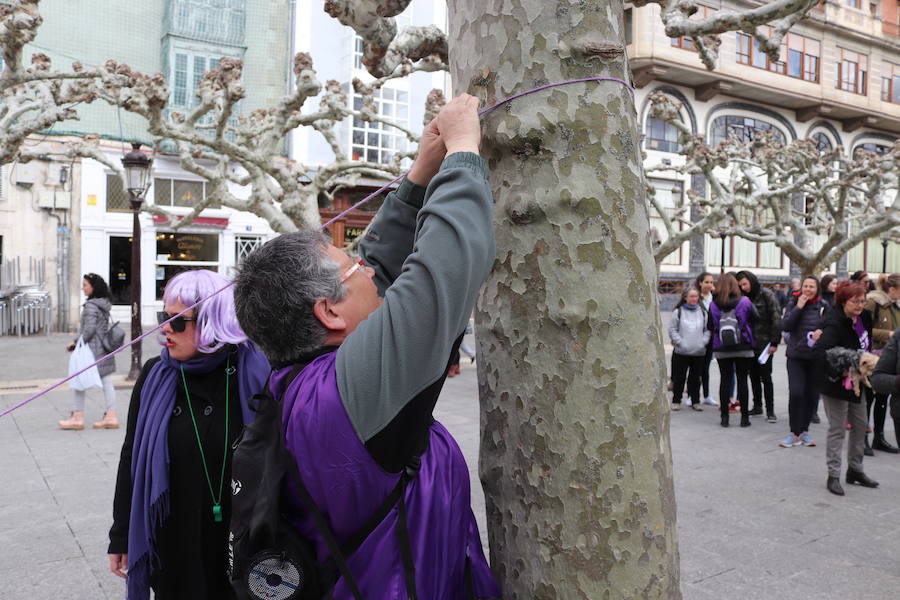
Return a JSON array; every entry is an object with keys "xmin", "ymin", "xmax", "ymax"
[
  {"xmin": 0, "ymin": 0, "xmax": 113, "ymax": 165},
  {"xmin": 647, "ymin": 92, "xmax": 900, "ymax": 274},
  {"xmin": 333, "ymin": 0, "xmax": 822, "ymax": 597}
]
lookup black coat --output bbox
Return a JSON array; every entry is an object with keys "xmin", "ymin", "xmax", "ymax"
[
  {"xmin": 814, "ymin": 307, "xmax": 873, "ymax": 402},
  {"xmin": 109, "ymin": 351, "xmax": 242, "ymax": 600},
  {"xmin": 871, "ymin": 327, "xmax": 900, "ymax": 396},
  {"xmin": 781, "ymin": 298, "xmax": 827, "ymax": 361}
]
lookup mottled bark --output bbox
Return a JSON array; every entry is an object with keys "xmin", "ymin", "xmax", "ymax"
[{"xmin": 448, "ymin": 1, "xmax": 679, "ymax": 597}]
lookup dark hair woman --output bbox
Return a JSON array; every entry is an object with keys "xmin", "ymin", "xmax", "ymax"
[
  {"xmin": 778, "ymin": 275, "xmax": 826, "ymax": 448},
  {"xmin": 694, "ymin": 272, "xmax": 718, "ymax": 406},
  {"xmin": 736, "ymin": 271, "xmax": 783, "ymax": 422},
  {"xmin": 709, "ymin": 273, "xmax": 758, "ymax": 427},
  {"xmin": 862, "ymin": 273, "xmax": 900, "ymax": 454},
  {"xmin": 59, "ymin": 273, "xmax": 118, "ymax": 430},
  {"xmin": 820, "ymin": 274, "xmax": 838, "ymax": 307},
  {"xmin": 107, "ymin": 270, "xmax": 270, "ymax": 599},
  {"xmin": 815, "ymin": 281, "xmax": 877, "ymax": 496}
]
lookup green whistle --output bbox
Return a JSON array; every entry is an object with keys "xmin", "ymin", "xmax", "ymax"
[{"xmin": 212, "ymin": 504, "xmax": 222, "ymax": 522}]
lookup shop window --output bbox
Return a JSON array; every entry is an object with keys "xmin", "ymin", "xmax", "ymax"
[
  {"xmin": 154, "ymin": 177, "xmax": 206, "ymax": 208},
  {"xmin": 154, "ymin": 232, "xmax": 219, "ymax": 300},
  {"xmin": 108, "ymin": 236, "xmax": 133, "ymax": 305}
]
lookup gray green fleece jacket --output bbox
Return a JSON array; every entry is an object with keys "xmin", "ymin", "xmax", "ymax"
[{"xmin": 334, "ymin": 152, "xmax": 495, "ymax": 444}]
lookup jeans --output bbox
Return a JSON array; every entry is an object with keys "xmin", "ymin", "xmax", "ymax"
[
  {"xmin": 785, "ymin": 358, "xmax": 818, "ymax": 436},
  {"xmin": 716, "ymin": 357, "xmax": 751, "ymax": 417},
  {"xmin": 671, "ymin": 353, "xmax": 705, "ymax": 405},
  {"xmin": 749, "ymin": 351, "xmax": 775, "ymax": 413},
  {"xmin": 822, "ymin": 394, "xmax": 867, "ymax": 477}
]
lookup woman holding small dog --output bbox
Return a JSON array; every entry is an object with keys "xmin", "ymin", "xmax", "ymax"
[{"xmin": 815, "ymin": 281, "xmax": 878, "ymax": 496}]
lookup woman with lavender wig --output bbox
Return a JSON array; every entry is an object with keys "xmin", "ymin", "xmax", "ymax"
[{"xmin": 107, "ymin": 269, "xmax": 270, "ymax": 600}]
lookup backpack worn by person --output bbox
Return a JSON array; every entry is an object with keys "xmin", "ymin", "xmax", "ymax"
[
  {"xmin": 718, "ymin": 307, "xmax": 741, "ymax": 348},
  {"xmin": 228, "ymin": 365, "xmax": 421, "ymax": 600},
  {"xmin": 100, "ymin": 316, "xmax": 126, "ymax": 353}
]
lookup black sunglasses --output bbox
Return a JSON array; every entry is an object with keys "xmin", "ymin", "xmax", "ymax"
[{"xmin": 157, "ymin": 311, "xmax": 195, "ymax": 333}]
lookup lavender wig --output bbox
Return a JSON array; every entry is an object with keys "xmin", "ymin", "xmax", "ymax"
[{"xmin": 162, "ymin": 269, "xmax": 247, "ymax": 354}]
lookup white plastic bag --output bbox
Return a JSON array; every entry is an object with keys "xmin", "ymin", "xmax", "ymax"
[{"xmin": 68, "ymin": 337, "xmax": 103, "ymax": 391}]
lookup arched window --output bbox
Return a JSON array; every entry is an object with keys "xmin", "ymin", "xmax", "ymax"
[
  {"xmin": 811, "ymin": 132, "xmax": 833, "ymax": 153},
  {"xmin": 710, "ymin": 115, "xmax": 786, "ymax": 146},
  {"xmin": 644, "ymin": 116, "xmax": 681, "ymax": 152},
  {"xmin": 853, "ymin": 142, "xmax": 889, "ymax": 158}
]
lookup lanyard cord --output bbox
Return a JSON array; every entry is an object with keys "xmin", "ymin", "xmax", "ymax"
[{"xmin": 179, "ymin": 355, "xmax": 231, "ymax": 522}]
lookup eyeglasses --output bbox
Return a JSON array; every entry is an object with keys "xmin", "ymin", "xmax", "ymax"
[
  {"xmin": 340, "ymin": 258, "xmax": 366, "ymax": 283},
  {"xmin": 157, "ymin": 311, "xmax": 195, "ymax": 333},
  {"xmin": 846, "ymin": 299, "xmax": 867, "ymax": 306}
]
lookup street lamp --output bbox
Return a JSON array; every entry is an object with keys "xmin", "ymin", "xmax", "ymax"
[
  {"xmin": 881, "ymin": 236, "xmax": 890, "ymax": 275},
  {"xmin": 121, "ymin": 142, "xmax": 152, "ymax": 380},
  {"xmin": 719, "ymin": 231, "xmax": 727, "ymax": 275}
]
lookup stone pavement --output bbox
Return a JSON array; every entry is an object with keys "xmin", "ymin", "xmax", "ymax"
[{"xmin": 2, "ymin": 324, "xmax": 900, "ymax": 599}]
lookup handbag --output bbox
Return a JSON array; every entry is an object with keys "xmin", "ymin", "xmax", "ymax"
[{"xmin": 68, "ymin": 337, "xmax": 103, "ymax": 390}]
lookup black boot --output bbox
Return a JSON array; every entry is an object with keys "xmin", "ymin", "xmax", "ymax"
[
  {"xmin": 826, "ymin": 476, "xmax": 844, "ymax": 496},
  {"xmin": 740, "ymin": 415, "xmax": 751, "ymax": 427},
  {"xmin": 750, "ymin": 404, "xmax": 763, "ymax": 416},
  {"xmin": 872, "ymin": 433, "xmax": 900, "ymax": 454},
  {"xmin": 720, "ymin": 415, "xmax": 729, "ymax": 428},
  {"xmin": 864, "ymin": 436, "xmax": 874, "ymax": 457},
  {"xmin": 846, "ymin": 469, "xmax": 879, "ymax": 488}
]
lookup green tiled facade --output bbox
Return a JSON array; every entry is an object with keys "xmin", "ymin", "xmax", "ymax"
[{"xmin": 30, "ymin": 0, "xmax": 290, "ymax": 145}]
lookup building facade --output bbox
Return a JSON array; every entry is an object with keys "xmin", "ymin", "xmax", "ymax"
[
  {"xmin": 627, "ymin": 0, "xmax": 900, "ymax": 289},
  {"xmin": 0, "ymin": 0, "xmax": 291, "ymax": 329}
]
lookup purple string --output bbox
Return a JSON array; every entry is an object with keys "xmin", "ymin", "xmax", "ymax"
[{"xmin": 1, "ymin": 74, "xmax": 632, "ymax": 420}]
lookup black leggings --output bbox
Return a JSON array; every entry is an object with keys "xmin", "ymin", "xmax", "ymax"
[
  {"xmin": 749, "ymin": 352, "xmax": 774, "ymax": 413},
  {"xmin": 786, "ymin": 358, "xmax": 819, "ymax": 436},
  {"xmin": 866, "ymin": 389, "xmax": 889, "ymax": 436},
  {"xmin": 701, "ymin": 344, "xmax": 713, "ymax": 398},
  {"xmin": 717, "ymin": 357, "xmax": 751, "ymax": 417}
]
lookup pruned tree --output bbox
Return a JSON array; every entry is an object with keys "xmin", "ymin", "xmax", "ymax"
[
  {"xmin": 647, "ymin": 92, "xmax": 900, "ymax": 274},
  {"xmin": 336, "ymin": 0, "xmax": 821, "ymax": 597},
  {"xmin": 0, "ymin": 0, "xmax": 114, "ymax": 165},
  {"xmin": 632, "ymin": 0, "xmax": 819, "ymax": 70}
]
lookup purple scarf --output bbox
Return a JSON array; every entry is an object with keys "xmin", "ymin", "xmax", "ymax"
[{"xmin": 126, "ymin": 342, "xmax": 269, "ymax": 600}]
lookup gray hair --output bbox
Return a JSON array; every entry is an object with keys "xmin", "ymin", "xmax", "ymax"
[{"xmin": 234, "ymin": 230, "xmax": 345, "ymax": 364}]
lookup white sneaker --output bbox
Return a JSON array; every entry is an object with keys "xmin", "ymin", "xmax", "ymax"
[{"xmin": 702, "ymin": 396, "xmax": 719, "ymax": 407}]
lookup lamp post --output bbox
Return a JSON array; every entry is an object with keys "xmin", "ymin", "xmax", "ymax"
[
  {"xmin": 719, "ymin": 231, "xmax": 727, "ymax": 275},
  {"xmin": 881, "ymin": 237, "xmax": 889, "ymax": 275},
  {"xmin": 122, "ymin": 143, "xmax": 153, "ymax": 380}
]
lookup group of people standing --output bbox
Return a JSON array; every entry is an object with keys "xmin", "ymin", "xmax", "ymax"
[{"xmin": 669, "ymin": 269, "xmax": 900, "ymax": 496}]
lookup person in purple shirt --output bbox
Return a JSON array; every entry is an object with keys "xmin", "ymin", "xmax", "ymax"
[{"xmin": 233, "ymin": 94, "xmax": 500, "ymax": 599}]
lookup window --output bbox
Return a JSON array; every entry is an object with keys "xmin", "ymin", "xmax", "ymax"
[
  {"xmin": 106, "ymin": 174, "xmax": 132, "ymax": 212},
  {"xmin": 671, "ymin": 5, "xmax": 713, "ymax": 51},
  {"xmin": 235, "ymin": 235, "xmax": 263, "ymax": 264},
  {"xmin": 881, "ymin": 62, "xmax": 900, "ymax": 103},
  {"xmin": 811, "ymin": 132, "xmax": 833, "ymax": 153},
  {"xmin": 645, "ymin": 117, "xmax": 680, "ymax": 153},
  {"xmin": 710, "ymin": 115, "xmax": 786, "ymax": 146},
  {"xmin": 736, "ymin": 31, "xmax": 819, "ymax": 82},
  {"xmin": 648, "ymin": 180, "xmax": 684, "ymax": 266},
  {"xmin": 843, "ymin": 0, "xmax": 862, "ymax": 8},
  {"xmin": 854, "ymin": 143, "xmax": 889, "ymax": 158},
  {"xmin": 109, "ymin": 236, "xmax": 133, "ymax": 305},
  {"xmin": 154, "ymin": 177, "xmax": 207, "ymax": 208},
  {"xmin": 848, "ymin": 237, "xmax": 900, "ymax": 273},
  {"xmin": 171, "ymin": 52, "xmax": 227, "ymax": 108},
  {"xmin": 353, "ymin": 36, "xmax": 364, "ymax": 70},
  {"xmin": 350, "ymin": 87, "xmax": 410, "ymax": 165},
  {"xmin": 170, "ymin": 0, "xmax": 246, "ymax": 45},
  {"xmin": 708, "ymin": 235, "xmax": 782, "ymax": 269},
  {"xmin": 624, "ymin": 8, "xmax": 633, "ymax": 45},
  {"xmin": 154, "ymin": 232, "xmax": 219, "ymax": 299},
  {"xmin": 836, "ymin": 47, "xmax": 868, "ymax": 95}
]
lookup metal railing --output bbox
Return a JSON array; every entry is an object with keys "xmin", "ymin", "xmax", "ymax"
[{"xmin": 0, "ymin": 258, "xmax": 51, "ymax": 337}]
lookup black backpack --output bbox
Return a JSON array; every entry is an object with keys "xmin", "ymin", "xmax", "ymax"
[
  {"xmin": 718, "ymin": 307, "xmax": 741, "ymax": 348},
  {"xmin": 228, "ymin": 365, "xmax": 420, "ymax": 600}
]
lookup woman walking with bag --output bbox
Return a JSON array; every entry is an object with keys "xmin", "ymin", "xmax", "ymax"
[
  {"xmin": 709, "ymin": 273, "xmax": 758, "ymax": 428},
  {"xmin": 668, "ymin": 288, "xmax": 710, "ymax": 411},
  {"xmin": 59, "ymin": 273, "xmax": 119, "ymax": 430},
  {"xmin": 107, "ymin": 270, "xmax": 270, "ymax": 600}
]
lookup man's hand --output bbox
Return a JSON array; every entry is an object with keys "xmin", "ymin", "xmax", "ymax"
[
  {"xmin": 435, "ymin": 94, "xmax": 481, "ymax": 156},
  {"xmin": 406, "ymin": 118, "xmax": 446, "ymax": 187},
  {"xmin": 109, "ymin": 553, "xmax": 127, "ymax": 578}
]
